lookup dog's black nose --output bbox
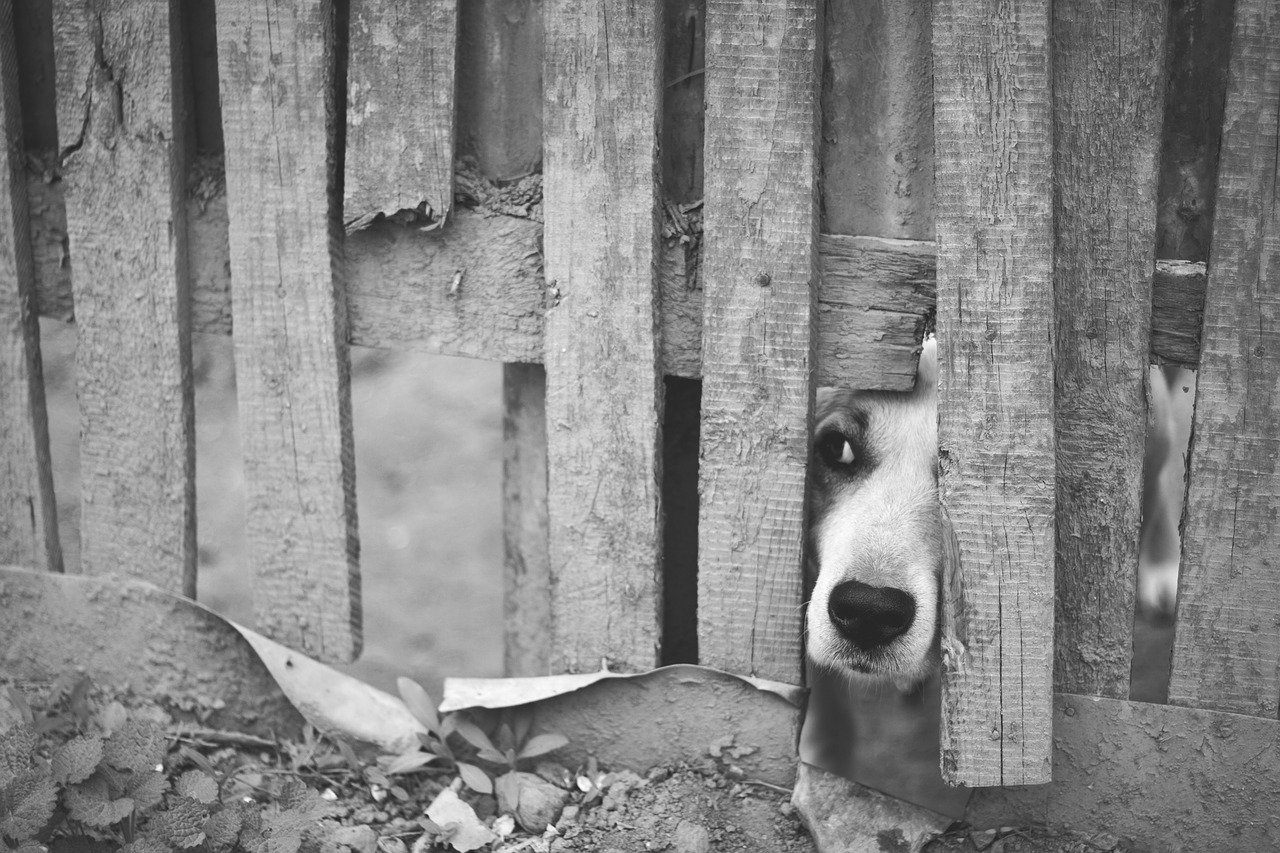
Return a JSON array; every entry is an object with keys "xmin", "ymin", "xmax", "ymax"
[{"xmin": 827, "ymin": 580, "xmax": 916, "ymax": 650}]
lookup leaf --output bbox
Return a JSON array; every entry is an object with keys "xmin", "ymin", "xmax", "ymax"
[
  {"xmin": 510, "ymin": 711, "xmax": 532, "ymax": 750},
  {"xmin": 0, "ymin": 724, "xmax": 36, "ymax": 783},
  {"xmin": 64, "ymin": 775, "xmax": 135, "ymax": 828},
  {"xmin": 518, "ymin": 733, "xmax": 569, "ymax": 761},
  {"xmin": 451, "ymin": 719, "xmax": 496, "ymax": 755},
  {"xmin": 495, "ymin": 724, "xmax": 515, "ymax": 754},
  {"xmin": 148, "ymin": 797, "xmax": 210, "ymax": 849},
  {"xmin": 0, "ymin": 769, "xmax": 57, "ymax": 840},
  {"xmin": 52, "ymin": 736, "xmax": 105, "ymax": 785},
  {"xmin": 203, "ymin": 804, "xmax": 246, "ymax": 852},
  {"xmin": 396, "ymin": 678, "xmax": 440, "ymax": 735},
  {"xmin": 125, "ymin": 768, "xmax": 170, "ymax": 812},
  {"xmin": 4, "ymin": 688, "xmax": 34, "ymax": 726},
  {"xmin": 175, "ymin": 769, "xmax": 218, "ymax": 804},
  {"xmin": 177, "ymin": 745, "xmax": 218, "ymax": 779},
  {"xmin": 103, "ymin": 719, "xmax": 166, "ymax": 774},
  {"xmin": 333, "ymin": 737, "xmax": 361, "ymax": 772},
  {"xmin": 385, "ymin": 750, "xmax": 439, "ymax": 776},
  {"xmin": 455, "ymin": 762, "xmax": 493, "ymax": 795},
  {"xmin": 494, "ymin": 772, "xmax": 522, "ymax": 816},
  {"xmin": 475, "ymin": 747, "xmax": 508, "ymax": 765}
]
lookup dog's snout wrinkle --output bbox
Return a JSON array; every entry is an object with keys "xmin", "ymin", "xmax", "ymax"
[{"xmin": 827, "ymin": 580, "xmax": 916, "ymax": 651}]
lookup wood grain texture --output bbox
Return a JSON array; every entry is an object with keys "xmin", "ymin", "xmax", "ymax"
[
  {"xmin": 1169, "ymin": 0, "xmax": 1280, "ymax": 718},
  {"xmin": 216, "ymin": 0, "xmax": 360, "ymax": 662},
  {"xmin": 821, "ymin": 0, "xmax": 934, "ymax": 240},
  {"xmin": 933, "ymin": 0, "xmax": 1055, "ymax": 785},
  {"xmin": 1151, "ymin": 259, "xmax": 1206, "ymax": 368},
  {"xmin": 541, "ymin": 0, "xmax": 664, "ymax": 673},
  {"xmin": 1051, "ymin": 0, "xmax": 1166, "ymax": 698},
  {"xmin": 967, "ymin": 694, "xmax": 1280, "ymax": 851},
  {"xmin": 502, "ymin": 363, "xmax": 550, "ymax": 676},
  {"xmin": 54, "ymin": 0, "xmax": 194, "ymax": 593},
  {"xmin": 0, "ymin": 0, "xmax": 59, "ymax": 572},
  {"xmin": 696, "ymin": 0, "xmax": 821, "ymax": 683},
  {"xmin": 345, "ymin": 0, "xmax": 456, "ymax": 228}
]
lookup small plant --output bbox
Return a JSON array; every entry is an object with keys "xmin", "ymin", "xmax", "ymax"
[
  {"xmin": 385, "ymin": 679, "xmax": 568, "ymax": 802},
  {"xmin": 0, "ymin": 683, "xmax": 335, "ymax": 853}
]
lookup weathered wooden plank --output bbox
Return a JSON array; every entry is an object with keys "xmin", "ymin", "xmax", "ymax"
[
  {"xmin": 0, "ymin": 0, "xmax": 59, "ymax": 572},
  {"xmin": 933, "ymin": 0, "xmax": 1056, "ymax": 785},
  {"xmin": 541, "ymin": 0, "xmax": 664, "ymax": 673},
  {"xmin": 696, "ymin": 0, "xmax": 821, "ymax": 683},
  {"xmin": 502, "ymin": 362, "xmax": 550, "ymax": 677},
  {"xmin": 1051, "ymin": 0, "xmax": 1166, "ymax": 698},
  {"xmin": 967, "ymin": 694, "xmax": 1280, "ymax": 852},
  {"xmin": 821, "ymin": 0, "xmax": 933, "ymax": 240},
  {"xmin": 54, "ymin": 0, "xmax": 194, "ymax": 593},
  {"xmin": 216, "ymin": 0, "xmax": 360, "ymax": 662},
  {"xmin": 345, "ymin": 0, "xmax": 456, "ymax": 229},
  {"xmin": 1169, "ymin": 0, "xmax": 1280, "ymax": 718}
]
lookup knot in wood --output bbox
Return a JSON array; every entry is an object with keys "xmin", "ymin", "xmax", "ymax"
[{"xmin": 755, "ymin": 272, "xmax": 771, "ymax": 287}]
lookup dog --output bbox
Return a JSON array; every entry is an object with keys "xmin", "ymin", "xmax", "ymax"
[{"xmin": 805, "ymin": 337, "xmax": 942, "ymax": 689}]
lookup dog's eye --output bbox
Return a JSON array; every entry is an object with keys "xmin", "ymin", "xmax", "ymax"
[{"xmin": 817, "ymin": 432, "xmax": 858, "ymax": 469}]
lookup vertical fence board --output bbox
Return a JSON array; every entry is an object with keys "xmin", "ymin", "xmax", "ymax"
[
  {"xmin": 345, "ymin": 0, "xmax": 456, "ymax": 229},
  {"xmin": 1170, "ymin": 0, "xmax": 1280, "ymax": 718},
  {"xmin": 54, "ymin": 0, "xmax": 193, "ymax": 592},
  {"xmin": 217, "ymin": 0, "xmax": 360, "ymax": 662},
  {"xmin": 0, "ymin": 0, "xmax": 59, "ymax": 572},
  {"xmin": 542, "ymin": 0, "xmax": 664, "ymax": 673},
  {"xmin": 933, "ymin": 0, "xmax": 1055, "ymax": 785},
  {"xmin": 696, "ymin": 0, "xmax": 821, "ymax": 684},
  {"xmin": 503, "ymin": 363, "xmax": 550, "ymax": 676},
  {"xmin": 1051, "ymin": 0, "xmax": 1166, "ymax": 698}
]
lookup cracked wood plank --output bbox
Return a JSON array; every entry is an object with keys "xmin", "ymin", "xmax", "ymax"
[
  {"xmin": 696, "ymin": 0, "xmax": 822, "ymax": 684},
  {"xmin": 933, "ymin": 0, "xmax": 1056, "ymax": 785},
  {"xmin": 1169, "ymin": 0, "xmax": 1280, "ymax": 718},
  {"xmin": 0, "ymin": 0, "xmax": 59, "ymax": 572},
  {"xmin": 53, "ymin": 0, "xmax": 194, "ymax": 592},
  {"xmin": 345, "ymin": 0, "xmax": 457, "ymax": 229},
  {"xmin": 217, "ymin": 0, "xmax": 360, "ymax": 662},
  {"xmin": 541, "ymin": 0, "xmax": 664, "ymax": 673},
  {"xmin": 1051, "ymin": 0, "xmax": 1167, "ymax": 698}
]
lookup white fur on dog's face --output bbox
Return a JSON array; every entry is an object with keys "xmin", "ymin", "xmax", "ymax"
[{"xmin": 806, "ymin": 340, "xmax": 941, "ymax": 687}]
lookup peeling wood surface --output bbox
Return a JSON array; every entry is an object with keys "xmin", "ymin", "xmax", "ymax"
[
  {"xmin": 1051, "ymin": 0, "xmax": 1166, "ymax": 698},
  {"xmin": 54, "ymin": 0, "xmax": 194, "ymax": 593},
  {"xmin": 345, "ymin": 0, "xmax": 456, "ymax": 228},
  {"xmin": 502, "ymin": 363, "xmax": 550, "ymax": 677},
  {"xmin": 933, "ymin": 0, "xmax": 1056, "ymax": 786},
  {"xmin": 0, "ymin": 0, "xmax": 58, "ymax": 572},
  {"xmin": 216, "ymin": 0, "xmax": 360, "ymax": 662},
  {"xmin": 968, "ymin": 694, "xmax": 1280, "ymax": 852},
  {"xmin": 541, "ymin": 0, "xmax": 664, "ymax": 673},
  {"xmin": 1169, "ymin": 0, "xmax": 1280, "ymax": 718},
  {"xmin": 1150, "ymin": 259, "xmax": 1206, "ymax": 368},
  {"xmin": 696, "ymin": 0, "xmax": 821, "ymax": 684}
]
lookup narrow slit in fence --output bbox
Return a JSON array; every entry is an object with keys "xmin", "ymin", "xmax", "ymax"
[{"xmin": 55, "ymin": 0, "xmax": 196, "ymax": 594}]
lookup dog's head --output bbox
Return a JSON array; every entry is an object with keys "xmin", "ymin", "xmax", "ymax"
[{"xmin": 805, "ymin": 339, "xmax": 941, "ymax": 688}]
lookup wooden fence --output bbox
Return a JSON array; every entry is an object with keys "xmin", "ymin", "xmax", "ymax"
[{"xmin": 0, "ymin": 0, "xmax": 1276, "ymax": 827}]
